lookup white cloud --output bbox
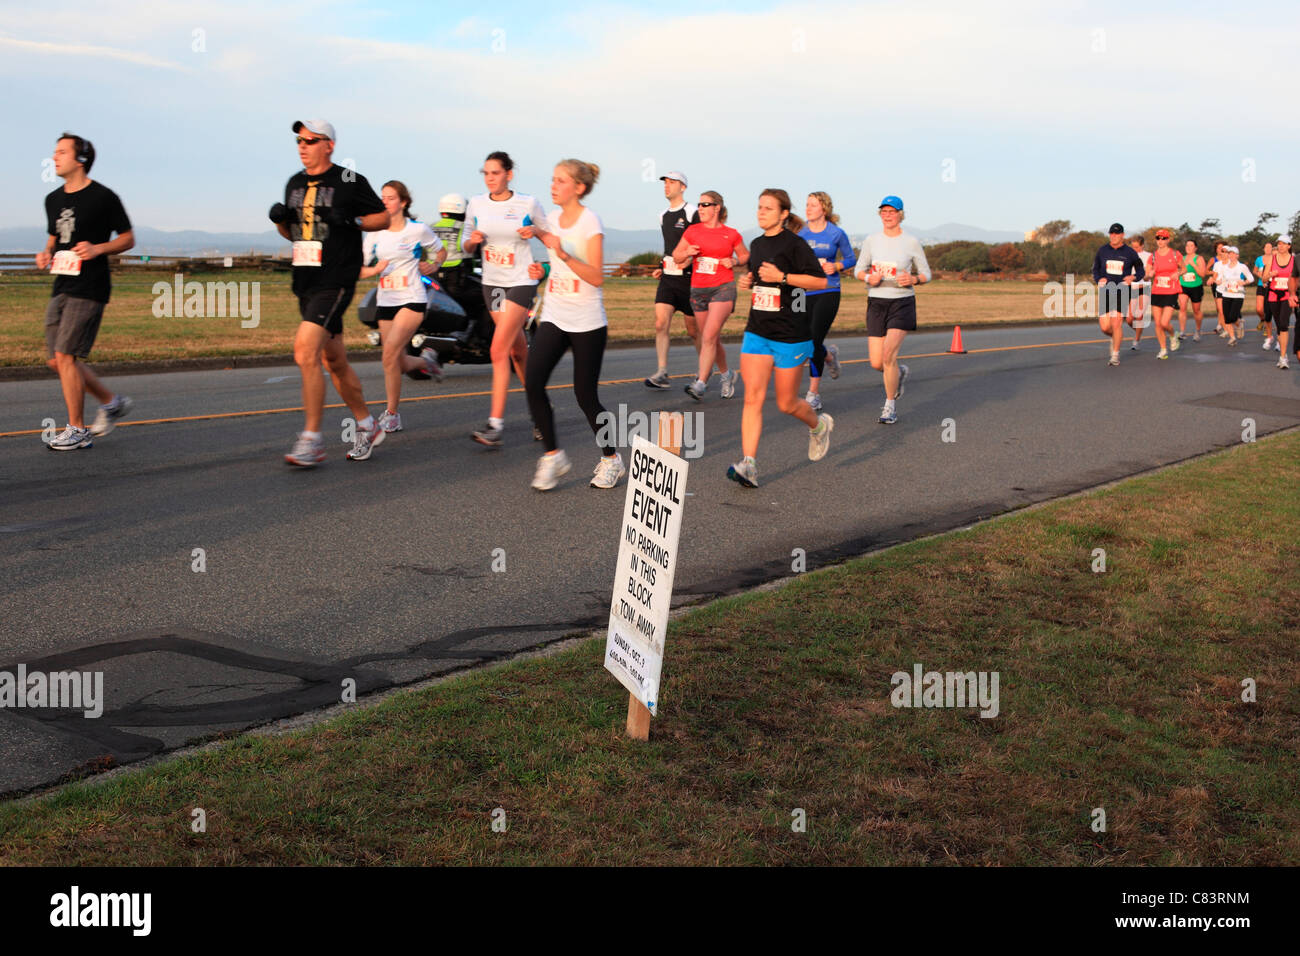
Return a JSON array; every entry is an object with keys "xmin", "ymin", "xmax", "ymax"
[{"xmin": 0, "ymin": 33, "xmax": 185, "ymax": 70}]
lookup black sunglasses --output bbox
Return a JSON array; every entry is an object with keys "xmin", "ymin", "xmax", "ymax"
[
  {"xmin": 296, "ymin": 136, "xmax": 327, "ymax": 146},
  {"xmin": 698, "ymin": 202, "xmax": 717, "ymax": 208}
]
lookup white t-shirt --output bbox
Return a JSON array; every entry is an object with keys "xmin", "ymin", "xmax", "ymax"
[
  {"xmin": 1134, "ymin": 250, "xmax": 1153, "ymax": 290},
  {"xmin": 853, "ymin": 231, "xmax": 932, "ymax": 299},
  {"xmin": 463, "ymin": 191, "xmax": 549, "ymax": 287},
  {"xmin": 539, "ymin": 206, "xmax": 606, "ymax": 334},
  {"xmin": 1213, "ymin": 261, "xmax": 1253, "ymax": 299},
  {"xmin": 365, "ymin": 221, "xmax": 441, "ymax": 306}
]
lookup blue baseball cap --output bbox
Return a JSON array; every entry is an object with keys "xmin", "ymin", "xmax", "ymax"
[{"xmin": 879, "ymin": 195, "xmax": 904, "ymax": 211}]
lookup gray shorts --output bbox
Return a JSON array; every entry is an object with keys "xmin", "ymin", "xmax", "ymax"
[
  {"xmin": 45, "ymin": 294, "xmax": 106, "ymax": 359},
  {"xmin": 690, "ymin": 282, "xmax": 737, "ymax": 314}
]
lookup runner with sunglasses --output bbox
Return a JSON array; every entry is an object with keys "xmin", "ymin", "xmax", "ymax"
[
  {"xmin": 1148, "ymin": 229, "xmax": 1182, "ymax": 358},
  {"xmin": 672, "ymin": 192, "xmax": 747, "ymax": 401},
  {"xmin": 798, "ymin": 191, "xmax": 856, "ymax": 411},
  {"xmin": 271, "ymin": 119, "xmax": 389, "ymax": 466},
  {"xmin": 461, "ymin": 150, "xmax": 549, "ymax": 446}
]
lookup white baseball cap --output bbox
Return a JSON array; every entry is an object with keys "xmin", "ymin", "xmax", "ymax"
[
  {"xmin": 1277, "ymin": 235, "xmax": 1292, "ymax": 245},
  {"xmin": 659, "ymin": 170, "xmax": 688, "ymax": 188},
  {"xmin": 438, "ymin": 193, "xmax": 468, "ymax": 216},
  {"xmin": 1225, "ymin": 245, "xmax": 1239, "ymax": 254},
  {"xmin": 293, "ymin": 119, "xmax": 336, "ymax": 141}
]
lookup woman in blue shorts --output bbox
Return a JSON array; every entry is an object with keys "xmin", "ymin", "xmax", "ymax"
[{"xmin": 728, "ymin": 188, "xmax": 832, "ymax": 488}]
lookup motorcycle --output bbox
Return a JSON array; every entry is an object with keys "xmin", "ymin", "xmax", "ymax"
[{"xmin": 356, "ymin": 267, "xmax": 540, "ymax": 378}]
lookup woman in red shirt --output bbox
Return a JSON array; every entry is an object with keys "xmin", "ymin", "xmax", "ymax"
[
  {"xmin": 1147, "ymin": 229, "xmax": 1183, "ymax": 359},
  {"xmin": 671, "ymin": 191, "xmax": 748, "ymax": 399}
]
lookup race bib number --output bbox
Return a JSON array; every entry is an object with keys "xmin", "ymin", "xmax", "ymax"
[
  {"xmin": 50, "ymin": 250, "xmax": 82, "ymax": 276},
  {"xmin": 292, "ymin": 240, "xmax": 322, "ymax": 267},
  {"xmin": 1105, "ymin": 259, "xmax": 1124, "ymax": 276},
  {"xmin": 547, "ymin": 275, "xmax": 580, "ymax": 296},
  {"xmin": 1155, "ymin": 275, "xmax": 1173, "ymax": 289},
  {"xmin": 872, "ymin": 261, "xmax": 898, "ymax": 279},
  {"xmin": 484, "ymin": 245, "xmax": 516, "ymax": 268},
  {"xmin": 662, "ymin": 256, "xmax": 683, "ymax": 277},
  {"xmin": 1272, "ymin": 276, "xmax": 1290, "ymax": 291},
  {"xmin": 695, "ymin": 257, "xmax": 719, "ymax": 275},
  {"xmin": 751, "ymin": 285, "xmax": 780, "ymax": 312},
  {"xmin": 1228, "ymin": 281, "xmax": 1242, "ymax": 293},
  {"xmin": 379, "ymin": 273, "xmax": 410, "ymax": 292}
]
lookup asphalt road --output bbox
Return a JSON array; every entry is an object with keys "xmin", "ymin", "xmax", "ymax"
[{"xmin": 2, "ymin": 319, "xmax": 1297, "ymax": 794}]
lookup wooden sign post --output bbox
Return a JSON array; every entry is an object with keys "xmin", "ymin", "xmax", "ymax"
[{"xmin": 606, "ymin": 412, "xmax": 687, "ymax": 741}]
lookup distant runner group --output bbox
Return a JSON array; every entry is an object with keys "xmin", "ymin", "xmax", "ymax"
[{"xmin": 35, "ymin": 123, "xmax": 1297, "ymax": 489}]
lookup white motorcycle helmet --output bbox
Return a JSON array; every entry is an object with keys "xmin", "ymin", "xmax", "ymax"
[{"xmin": 438, "ymin": 193, "xmax": 468, "ymax": 217}]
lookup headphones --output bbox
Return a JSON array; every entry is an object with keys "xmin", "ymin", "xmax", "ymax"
[{"xmin": 61, "ymin": 132, "xmax": 92, "ymax": 166}]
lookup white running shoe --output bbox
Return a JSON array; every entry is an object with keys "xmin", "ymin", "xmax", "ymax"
[
  {"xmin": 90, "ymin": 396, "xmax": 133, "ymax": 436},
  {"xmin": 284, "ymin": 434, "xmax": 324, "ymax": 467},
  {"xmin": 1279, "ymin": 356, "xmax": 1290, "ymax": 370},
  {"xmin": 590, "ymin": 453, "xmax": 627, "ymax": 489},
  {"xmin": 347, "ymin": 419, "xmax": 386, "ymax": 461},
  {"xmin": 896, "ymin": 363, "xmax": 909, "ymax": 398},
  {"xmin": 808, "ymin": 413, "xmax": 833, "ymax": 461},
  {"xmin": 805, "ymin": 389, "xmax": 822, "ymax": 411},
  {"xmin": 532, "ymin": 450, "xmax": 572, "ymax": 491},
  {"xmin": 1170, "ymin": 330, "xmax": 1181, "ymax": 352},
  {"xmin": 1262, "ymin": 336, "xmax": 1275, "ymax": 351},
  {"xmin": 825, "ymin": 343, "xmax": 841, "ymax": 380},
  {"xmin": 378, "ymin": 410, "xmax": 402, "ymax": 433},
  {"xmin": 1108, "ymin": 352, "xmax": 1120, "ymax": 367},
  {"xmin": 1158, "ymin": 348, "xmax": 1169, "ymax": 360},
  {"xmin": 48, "ymin": 425, "xmax": 93, "ymax": 451},
  {"xmin": 420, "ymin": 348, "xmax": 443, "ymax": 382},
  {"xmin": 719, "ymin": 369, "xmax": 737, "ymax": 399}
]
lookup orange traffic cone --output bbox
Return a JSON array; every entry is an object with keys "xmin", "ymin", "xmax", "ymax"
[{"xmin": 948, "ymin": 325, "xmax": 967, "ymax": 354}]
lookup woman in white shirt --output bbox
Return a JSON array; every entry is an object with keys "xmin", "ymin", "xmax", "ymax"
[
  {"xmin": 523, "ymin": 159, "xmax": 625, "ymax": 491},
  {"xmin": 461, "ymin": 151, "xmax": 550, "ymax": 446},
  {"xmin": 358, "ymin": 181, "xmax": 445, "ymax": 433},
  {"xmin": 1213, "ymin": 246, "xmax": 1254, "ymax": 346}
]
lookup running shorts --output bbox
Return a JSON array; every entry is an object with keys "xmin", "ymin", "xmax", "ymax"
[
  {"xmin": 45, "ymin": 294, "xmax": 106, "ymax": 359},
  {"xmin": 655, "ymin": 276, "xmax": 693, "ymax": 315},
  {"xmin": 866, "ymin": 296, "xmax": 917, "ymax": 336},
  {"xmin": 375, "ymin": 301, "xmax": 427, "ymax": 322},
  {"xmin": 1151, "ymin": 293, "xmax": 1179, "ymax": 308},
  {"xmin": 483, "ymin": 283, "xmax": 538, "ymax": 313},
  {"xmin": 298, "ymin": 286, "xmax": 354, "ymax": 335},
  {"xmin": 740, "ymin": 331, "xmax": 812, "ymax": 369},
  {"xmin": 1180, "ymin": 285, "xmax": 1204, "ymax": 303},
  {"xmin": 689, "ymin": 282, "xmax": 736, "ymax": 314},
  {"xmin": 1221, "ymin": 298, "xmax": 1244, "ymax": 324}
]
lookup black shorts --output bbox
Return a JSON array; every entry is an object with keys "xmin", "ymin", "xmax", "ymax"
[
  {"xmin": 866, "ymin": 296, "xmax": 917, "ymax": 336},
  {"xmin": 45, "ymin": 294, "xmax": 106, "ymax": 359},
  {"xmin": 1150, "ymin": 293, "xmax": 1179, "ymax": 308},
  {"xmin": 1099, "ymin": 284, "xmax": 1133, "ymax": 315},
  {"xmin": 298, "ymin": 286, "xmax": 354, "ymax": 335},
  {"xmin": 1267, "ymin": 298, "xmax": 1294, "ymax": 331},
  {"xmin": 1221, "ymin": 298, "xmax": 1244, "ymax": 324},
  {"xmin": 1180, "ymin": 285, "xmax": 1204, "ymax": 303},
  {"xmin": 375, "ymin": 301, "xmax": 426, "ymax": 322},
  {"xmin": 483, "ymin": 283, "xmax": 537, "ymax": 313},
  {"xmin": 654, "ymin": 276, "xmax": 693, "ymax": 315}
]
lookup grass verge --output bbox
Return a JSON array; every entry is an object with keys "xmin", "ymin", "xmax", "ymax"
[{"xmin": 1, "ymin": 433, "xmax": 1296, "ymax": 865}]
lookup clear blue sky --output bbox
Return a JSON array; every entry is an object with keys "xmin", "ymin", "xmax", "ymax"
[{"xmin": 2, "ymin": 0, "xmax": 1297, "ymax": 238}]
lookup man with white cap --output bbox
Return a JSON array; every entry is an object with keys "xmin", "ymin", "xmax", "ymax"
[
  {"xmin": 644, "ymin": 170, "xmax": 703, "ymax": 388},
  {"xmin": 270, "ymin": 119, "xmax": 389, "ymax": 466}
]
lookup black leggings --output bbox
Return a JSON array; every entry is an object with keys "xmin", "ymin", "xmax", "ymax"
[
  {"xmin": 807, "ymin": 291, "xmax": 841, "ymax": 378},
  {"xmin": 1266, "ymin": 298, "xmax": 1293, "ymax": 334},
  {"xmin": 525, "ymin": 321, "xmax": 615, "ymax": 456}
]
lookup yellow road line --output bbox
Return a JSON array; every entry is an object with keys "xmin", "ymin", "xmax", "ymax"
[{"xmin": 0, "ymin": 337, "xmax": 1113, "ymax": 438}]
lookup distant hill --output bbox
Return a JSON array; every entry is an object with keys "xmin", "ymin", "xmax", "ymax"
[{"xmin": 1, "ymin": 222, "xmax": 1024, "ymax": 262}]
